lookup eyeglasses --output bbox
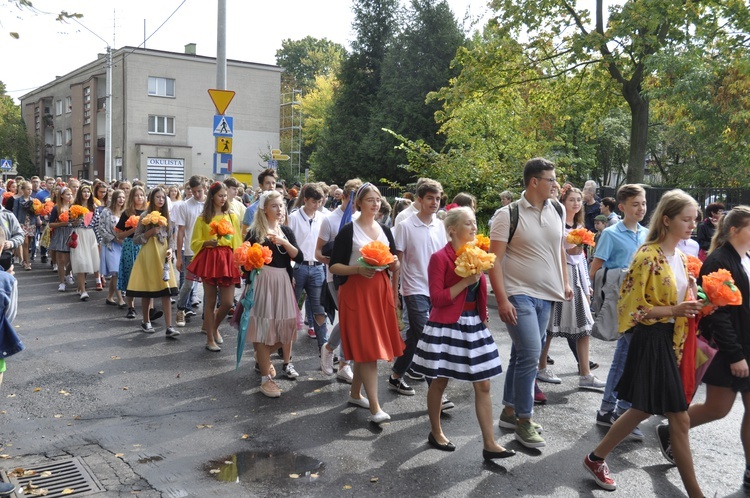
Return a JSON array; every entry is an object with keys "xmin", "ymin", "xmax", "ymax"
[{"xmin": 534, "ymin": 176, "xmax": 556, "ymax": 184}]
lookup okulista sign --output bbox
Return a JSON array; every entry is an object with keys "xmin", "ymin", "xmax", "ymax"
[{"xmin": 146, "ymin": 158, "xmax": 184, "ymax": 167}]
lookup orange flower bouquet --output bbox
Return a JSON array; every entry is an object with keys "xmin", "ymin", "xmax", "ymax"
[
  {"xmin": 124, "ymin": 215, "xmax": 140, "ymax": 229},
  {"xmin": 234, "ymin": 242, "xmax": 273, "ymax": 272},
  {"xmin": 455, "ymin": 243, "xmax": 496, "ymax": 279},
  {"xmin": 686, "ymin": 255, "xmax": 702, "ymax": 278},
  {"xmin": 566, "ymin": 227, "xmax": 596, "ymax": 247},
  {"xmin": 58, "ymin": 211, "xmax": 70, "ymax": 223},
  {"xmin": 69, "ymin": 205, "xmax": 89, "ymax": 219},
  {"xmin": 475, "ymin": 234, "xmax": 490, "ymax": 252},
  {"xmin": 358, "ymin": 240, "xmax": 395, "ymax": 269},
  {"xmin": 209, "ymin": 219, "xmax": 235, "ymax": 240},
  {"xmin": 698, "ymin": 268, "xmax": 742, "ymax": 316},
  {"xmin": 142, "ymin": 210, "xmax": 168, "ymax": 227}
]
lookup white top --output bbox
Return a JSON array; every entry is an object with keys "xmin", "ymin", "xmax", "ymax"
[
  {"xmin": 287, "ymin": 207, "xmax": 328, "ymax": 262},
  {"xmin": 490, "ymin": 193, "xmax": 567, "ymax": 302},
  {"xmin": 172, "ymin": 197, "xmax": 204, "ymax": 256},
  {"xmin": 668, "ymin": 251, "xmax": 689, "ymax": 303},
  {"xmin": 742, "ymin": 254, "xmax": 750, "ymax": 282},
  {"xmin": 393, "ymin": 202, "xmax": 419, "ymax": 228},
  {"xmin": 349, "ymin": 221, "xmax": 390, "ymax": 267},
  {"xmin": 229, "ymin": 198, "xmax": 246, "ymax": 222},
  {"xmin": 677, "ymin": 238, "xmax": 700, "ymax": 258},
  {"xmin": 395, "ymin": 212, "xmax": 446, "ymax": 296}
]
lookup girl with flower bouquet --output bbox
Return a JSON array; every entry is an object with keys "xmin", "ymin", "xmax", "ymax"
[
  {"xmin": 97, "ymin": 189, "xmax": 127, "ymax": 307},
  {"xmin": 540, "ymin": 186, "xmax": 604, "ymax": 390},
  {"xmin": 410, "ymin": 207, "xmax": 513, "ymax": 459},
  {"xmin": 11, "ymin": 181, "xmax": 38, "ymax": 271},
  {"xmin": 655, "ymin": 206, "xmax": 750, "ymax": 490},
  {"xmin": 187, "ymin": 182, "xmax": 242, "ymax": 351},
  {"xmin": 70, "ymin": 184, "xmax": 101, "ymax": 301},
  {"xmin": 243, "ymin": 190, "xmax": 303, "ymax": 397},
  {"xmin": 584, "ymin": 190, "xmax": 704, "ymax": 496},
  {"xmin": 115, "ymin": 186, "xmax": 147, "ymax": 319},
  {"xmin": 47, "ymin": 187, "xmax": 76, "ymax": 292},
  {"xmin": 329, "ymin": 184, "xmax": 403, "ymax": 423},
  {"xmin": 126, "ymin": 187, "xmax": 179, "ymax": 337}
]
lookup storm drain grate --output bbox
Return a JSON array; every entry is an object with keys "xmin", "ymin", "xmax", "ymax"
[{"xmin": 0, "ymin": 457, "xmax": 104, "ymax": 497}]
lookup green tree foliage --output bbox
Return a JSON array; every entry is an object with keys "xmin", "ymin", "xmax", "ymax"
[
  {"xmin": 2, "ymin": 0, "xmax": 82, "ymax": 38},
  {"xmin": 0, "ymin": 81, "xmax": 34, "ymax": 178},
  {"xmin": 275, "ymin": 36, "xmax": 345, "ymax": 94},
  {"xmin": 487, "ymin": 0, "xmax": 750, "ymax": 183}
]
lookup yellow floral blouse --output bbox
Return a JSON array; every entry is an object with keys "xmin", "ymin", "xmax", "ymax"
[{"xmin": 617, "ymin": 243, "xmax": 690, "ymax": 365}]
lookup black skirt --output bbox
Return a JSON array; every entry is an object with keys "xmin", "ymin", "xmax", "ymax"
[
  {"xmin": 616, "ymin": 322, "xmax": 688, "ymax": 415},
  {"xmin": 702, "ymin": 350, "xmax": 750, "ymax": 393}
]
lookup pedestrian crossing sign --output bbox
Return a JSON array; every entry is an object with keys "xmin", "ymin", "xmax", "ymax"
[
  {"xmin": 213, "ymin": 115, "xmax": 233, "ymax": 137},
  {"xmin": 0, "ymin": 159, "xmax": 11, "ymax": 170}
]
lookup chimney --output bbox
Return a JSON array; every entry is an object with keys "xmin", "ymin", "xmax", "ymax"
[{"xmin": 184, "ymin": 43, "xmax": 196, "ymax": 55}]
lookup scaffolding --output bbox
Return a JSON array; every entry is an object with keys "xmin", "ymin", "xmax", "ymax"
[{"xmin": 280, "ymin": 90, "xmax": 302, "ymax": 180}]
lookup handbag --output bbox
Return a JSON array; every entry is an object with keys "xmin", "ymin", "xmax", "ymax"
[{"xmin": 591, "ymin": 267, "xmax": 627, "ymax": 341}]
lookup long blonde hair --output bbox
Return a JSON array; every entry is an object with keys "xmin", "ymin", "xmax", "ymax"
[
  {"xmin": 247, "ymin": 190, "xmax": 283, "ymax": 243},
  {"xmin": 645, "ymin": 189, "xmax": 698, "ymax": 244},
  {"xmin": 709, "ymin": 206, "xmax": 750, "ymax": 253}
]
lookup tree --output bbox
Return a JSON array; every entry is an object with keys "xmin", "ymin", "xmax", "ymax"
[
  {"xmin": 275, "ymin": 37, "xmax": 345, "ymax": 94},
  {"xmin": 0, "ymin": 81, "xmax": 34, "ymax": 177},
  {"xmin": 2, "ymin": 0, "xmax": 82, "ymax": 38},
  {"xmin": 488, "ymin": 0, "xmax": 750, "ymax": 183}
]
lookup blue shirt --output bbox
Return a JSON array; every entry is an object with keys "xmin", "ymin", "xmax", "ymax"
[
  {"xmin": 34, "ymin": 189, "xmax": 51, "ymax": 202},
  {"xmin": 242, "ymin": 200, "xmax": 259, "ymax": 227},
  {"xmin": 593, "ymin": 220, "xmax": 648, "ymax": 269}
]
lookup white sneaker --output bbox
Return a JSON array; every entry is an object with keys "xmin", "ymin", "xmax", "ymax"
[
  {"xmin": 65, "ymin": 275, "xmax": 74, "ymax": 285},
  {"xmin": 80, "ymin": 291, "xmax": 89, "ymax": 301},
  {"xmin": 175, "ymin": 310, "xmax": 186, "ymax": 327},
  {"xmin": 347, "ymin": 395, "xmax": 370, "ymax": 409},
  {"xmin": 58, "ymin": 283, "xmax": 66, "ymax": 292},
  {"xmin": 52, "ymin": 264, "xmax": 58, "ymax": 271},
  {"xmin": 337, "ymin": 363, "xmax": 354, "ymax": 383},
  {"xmin": 579, "ymin": 374, "xmax": 606, "ymax": 390},
  {"xmin": 537, "ymin": 367, "xmax": 562, "ymax": 384},
  {"xmin": 283, "ymin": 363, "xmax": 300, "ymax": 379},
  {"xmin": 320, "ymin": 343, "xmax": 335, "ymax": 376},
  {"xmin": 369, "ymin": 410, "xmax": 391, "ymax": 424}
]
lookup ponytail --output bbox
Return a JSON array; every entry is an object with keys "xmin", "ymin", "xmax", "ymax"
[{"xmin": 709, "ymin": 205, "xmax": 750, "ymax": 254}]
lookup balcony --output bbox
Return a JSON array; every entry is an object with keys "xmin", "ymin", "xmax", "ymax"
[
  {"xmin": 97, "ymin": 137, "xmax": 105, "ymax": 149},
  {"xmin": 97, "ymin": 97, "xmax": 106, "ymax": 112}
]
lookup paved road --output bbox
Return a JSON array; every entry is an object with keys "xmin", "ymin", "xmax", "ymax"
[{"xmin": 0, "ymin": 264, "xmax": 747, "ymax": 497}]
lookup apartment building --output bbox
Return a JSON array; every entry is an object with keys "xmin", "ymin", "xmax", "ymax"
[{"xmin": 20, "ymin": 45, "xmax": 281, "ymax": 186}]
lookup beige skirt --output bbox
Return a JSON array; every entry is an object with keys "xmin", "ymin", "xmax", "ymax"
[{"xmin": 247, "ymin": 265, "xmax": 298, "ymax": 346}]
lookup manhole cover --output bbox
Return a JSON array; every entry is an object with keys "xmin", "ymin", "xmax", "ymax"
[{"xmin": 0, "ymin": 457, "xmax": 104, "ymax": 497}]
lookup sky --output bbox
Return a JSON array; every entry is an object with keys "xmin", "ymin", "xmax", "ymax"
[{"xmin": 0, "ymin": 0, "xmax": 493, "ymax": 103}]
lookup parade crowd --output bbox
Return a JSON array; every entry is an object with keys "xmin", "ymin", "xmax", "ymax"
[{"xmin": 0, "ymin": 157, "xmax": 748, "ymax": 498}]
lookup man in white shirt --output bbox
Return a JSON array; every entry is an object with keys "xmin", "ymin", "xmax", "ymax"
[
  {"xmin": 173, "ymin": 176, "xmax": 206, "ymax": 327},
  {"xmin": 287, "ymin": 183, "xmax": 329, "ymax": 349},
  {"xmin": 389, "ymin": 179, "xmax": 447, "ymax": 398}
]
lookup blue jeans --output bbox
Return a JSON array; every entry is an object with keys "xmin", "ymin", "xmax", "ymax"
[
  {"xmin": 177, "ymin": 255, "xmax": 196, "ymax": 311},
  {"xmin": 294, "ymin": 264, "xmax": 327, "ymax": 348},
  {"xmin": 600, "ymin": 332, "xmax": 633, "ymax": 414},
  {"xmin": 392, "ymin": 294, "xmax": 430, "ymax": 376},
  {"xmin": 502, "ymin": 295, "xmax": 552, "ymax": 419}
]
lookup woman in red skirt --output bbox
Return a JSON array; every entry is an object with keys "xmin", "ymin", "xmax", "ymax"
[
  {"xmin": 188, "ymin": 182, "xmax": 241, "ymax": 351},
  {"xmin": 330, "ymin": 183, "xmax": 404, "ymax": 425}
]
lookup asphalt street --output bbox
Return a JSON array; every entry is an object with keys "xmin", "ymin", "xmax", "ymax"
[{"xmin": 0, "ymin": 264, "xmax": 747, "ymax": 497}]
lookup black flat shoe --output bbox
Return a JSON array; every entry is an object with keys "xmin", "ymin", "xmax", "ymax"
[
  {"xmin": 428, "ymin": 432, "xmax": 456, "ymax": 452},
  {"xmin": 483, "ymin": 448, "xmax": 516, "ymax": 460},
  {"xmin": 105, "ymin": 299, "xmax": 117, "ymax": 306},
  {"xmin": 149, "ymin": 309, "xmax": 163, "ymax": 321}
]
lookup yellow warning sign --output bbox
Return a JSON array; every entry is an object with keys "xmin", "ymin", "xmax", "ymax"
[
  {"xmin": 216, "ymin": 137, "xmax": 233, "ymax": 154},
  {"xmin": 208, "ymin": 89, "xmax": 236, "ymax": 115}
]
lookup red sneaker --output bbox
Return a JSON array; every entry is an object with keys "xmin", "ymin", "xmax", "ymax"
[
  {"xmin": 534, "ymin": 380, "xmax": 547, "ymax": 405},
  {"xmin": 583, "ymin": 455, "xmax": 616, "ymax": 491},
  {"xmin": 307, "ymin": 328, "xmax": 317, "ymax": 339}
]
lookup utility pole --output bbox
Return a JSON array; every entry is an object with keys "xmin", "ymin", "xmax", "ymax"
[
  {"xmin": 217, "ymin": 0, "xmax": 227, "ymax": 90},
  {"xmin": 105, "ymin": 46, "xmax": 112, "ymax": 182}
]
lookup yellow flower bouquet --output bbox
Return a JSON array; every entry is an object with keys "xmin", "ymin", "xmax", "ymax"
[
  {"xmin": 142, "ymin": 210, "xmax": 168, "ymax": 227},
  {"xmin": 455, "ymin": 243, "xmax": 496, "ymax": 281}
]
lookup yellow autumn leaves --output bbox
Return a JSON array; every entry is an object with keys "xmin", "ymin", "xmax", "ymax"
[{"xmin": 454, "ymin": 237, "xmax": 496, "ymax": 278}]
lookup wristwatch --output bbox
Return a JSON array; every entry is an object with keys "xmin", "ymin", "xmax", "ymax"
[{"xmin": 67, "ymin": 222, "xmax": 72, "ymax": 227}]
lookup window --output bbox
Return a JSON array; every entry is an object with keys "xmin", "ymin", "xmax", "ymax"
[
  {"xmin": 65, "ymin": 97, "xmax": 72, "ymax": 113},
  {"xmin": 55, "ymin": 99, "xmax": 63, "ymax": 116},
  {"xmin": 55, "ymin": 161, "xmax": 63, "ymax": 176},
  {"xmin": 148, "ymin": 77, "xmax": 175, "ymax": 97},
  {"xmin": 55, "ymin": 130, "xmax": 63, "ymax": 146},
  {"xmin": 148, "ymin": 115, "xmax": 175, "ymax": 135},
  {"xmin": 65, "ymin": 128, "xmax": 72, "ymax": 145},
  {"xmin": 65, "ymin": 160, "xmax": 72, "ymax": 175}
]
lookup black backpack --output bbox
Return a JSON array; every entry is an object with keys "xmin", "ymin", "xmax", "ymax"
[{"xmin": 506, "ymin": 199, "xmax": 564, "ymax": 245}]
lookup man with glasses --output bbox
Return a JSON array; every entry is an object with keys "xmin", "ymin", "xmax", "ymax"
[{"xmin": 489, "ymin": 158, "xmax": 572, "ymax": 449}]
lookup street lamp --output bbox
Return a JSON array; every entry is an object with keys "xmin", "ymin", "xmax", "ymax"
[{"xmin": 73, "ymin": 18, "xmax": 112, "ymax": 183}]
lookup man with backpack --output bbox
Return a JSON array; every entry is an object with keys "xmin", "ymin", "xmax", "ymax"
[{"xmin": 489, "ymin": 158, "xmax": 572, "ymax": 449}]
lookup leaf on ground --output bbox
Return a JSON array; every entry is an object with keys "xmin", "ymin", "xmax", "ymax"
[
  {"xmin": 209, "ymin": 469, "xmax": 220, "ymax": 474},
  {"xmin": 53, "ymin": 414, "xmax": 63, "ymax": 418},
  {"xmin": 241, "ymin": 434, "xmax": 250, "ymax": 440},
  {"xmin": 310, "ymin": 473, "xmax": 319, "ymax": 479},
  {"xmin": 289, "ymin": 473, "xmax": 299, "ymax": 479},
  {"xmin": 122, "ymin": 387, "xmax": 129, "ymax": 390},
  {"xmin": 73, "ymin": 415, "xmax": 81, "ymax": 420},
  {"xmin": 176, "ymin": 373, "xmax": 181, "ymax": 378},
  {"xmin": 115, "ymin": 453, "xmax": 125, "ymax": 458},
  {"xmin": 98, "ymin": 371, "xmax": 105, "ymax": 374},
  {"xmin": 40, "ymin": 471, "xmax": 53, "ymax": 477},
  {"xmin": 370, "ymin": 477, "xmax": 379, "ymax": 483},
  {"xmin": 223, "ymin": 461, "xmax": 232, "ymax": 465},
  {"xmin": 0, "ymin": 454, "xmax": 10, "ymax": 459},
  {"xmin": 59, "ymin": 390, "xmax": 70, "ymax": 396},
  {"xmin": 0, "ymin": 410, "xmax": 5, "ymax": 414},
  {"xmin": 196, "ymin": 424, "xmax": 213, "ymax": 429},
  {"xmin": 313, "ymin": 389, "xmax": 321, "ymax": 393},
  {"xmin": 343, "ymin": 484, "xmax": 352, "ymax": 489},
  {"xmin": 33, "ymin": 387, "xmax": 41, "ymax": 392},
  {"xmin": 291, "ymin": 412, "xmax": 297, "ymax": 416},
  {"xmin": 6, "ymin": 394, "xmax": 15, "ymax": 398},
  {"xmin": 61, "ymin": 489, "xmax": 75, "ymax": 495},
  {"xmin": 111, "ymin": 356, "xmax": 121, "ymax": 360}
]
